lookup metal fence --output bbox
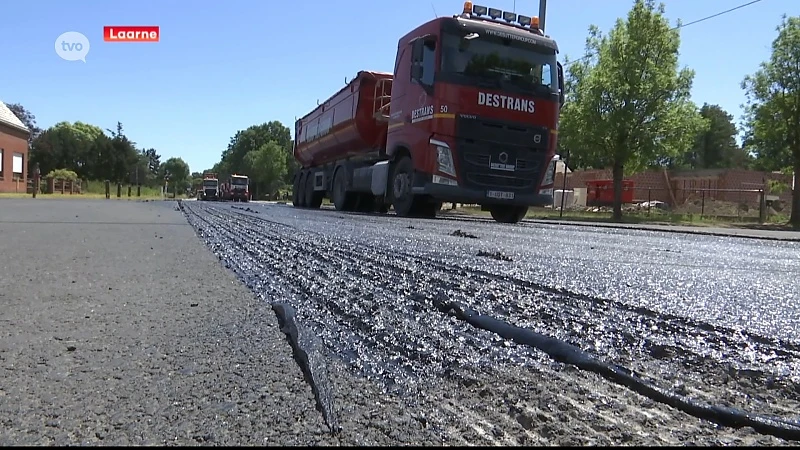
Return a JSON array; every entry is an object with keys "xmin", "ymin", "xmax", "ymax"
[{"xmin": 554, "ymin": 186, "xmax": 792, "ymax": 222}]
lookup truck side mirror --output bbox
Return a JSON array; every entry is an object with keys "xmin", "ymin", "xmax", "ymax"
[{"xmin": 557, "ymin": 62, "xmax": 565, "ymax": 107}]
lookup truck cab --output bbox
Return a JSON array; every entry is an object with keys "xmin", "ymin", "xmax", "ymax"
[
  {"xmin": 379, "ymin": 2, "xmax": 564, "ymax": 222},
  {"xmin": 227, "ymin": 174, "xmax": 250, "ymax": 202},
  {"xmin": 199, "ymin": 173, "xmax": 219, "ymax": 201}
]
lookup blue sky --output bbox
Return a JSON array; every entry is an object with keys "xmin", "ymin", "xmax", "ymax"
[{"xmin": 0, "ymin": 0, "xmax": 790, "ymax": 173}]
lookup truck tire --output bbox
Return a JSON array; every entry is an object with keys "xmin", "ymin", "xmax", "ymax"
[
  {"xmin": 390, "ymin": 156, "xmax": 417, "ymax": 217},
  {"xmin": 305, "ymin": 172, "xmax": 322, "ymax": 209},
  {"xmin": 297, "ymin": 172, "xmax": 307, "ymax": 207},
  {"xmin": 489, "ymin": 205, "xmax": 528, "ymax": 224},
  {"xmin": 390, "ymin": 156, "xmax": 439, "ymax": 218},
  {"xmin": 332, "ymin": 168, "xmax": 356, "ymax": 211},
  {"xmin": 292, "ymin": 173, "xmax": 301, "ymax": 207}
]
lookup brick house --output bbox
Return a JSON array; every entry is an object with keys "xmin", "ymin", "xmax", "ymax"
[{"xmin": 0, "ymin": 101, "xmax": 30, "ymax": 193}]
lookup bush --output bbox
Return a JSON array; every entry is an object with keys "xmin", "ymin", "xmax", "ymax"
[{"xmin": 46, "ymin": 168, "xmax": 78, "ymax": 181}]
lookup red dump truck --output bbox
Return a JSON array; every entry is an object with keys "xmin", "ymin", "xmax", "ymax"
[
  {"xmin": 292, "ymin": 1, "xmax": 564, "ymax": 223},
  {"xmin": 220, "ymin": 174, "xmax": 250, "ymax": 202}
]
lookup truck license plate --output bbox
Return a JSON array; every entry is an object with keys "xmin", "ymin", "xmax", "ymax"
[{"xmin": 486, "ymin": 190, "xmax": 514, "ymax": 200}]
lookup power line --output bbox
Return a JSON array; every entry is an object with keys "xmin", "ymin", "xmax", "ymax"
[{"xmin": 563, "ymin": 0, "xmax": 765, "ymax": 69}]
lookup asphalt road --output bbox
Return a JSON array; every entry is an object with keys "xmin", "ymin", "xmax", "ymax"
[{"xmin": 2, "ymin": 198, "xmax": 799, "ymax": 445}]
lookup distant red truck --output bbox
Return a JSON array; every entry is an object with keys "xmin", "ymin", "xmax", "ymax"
[
  {"xmin": 220, "ymin": 174, "xmax": 250, "ymax": 202},
  {"xmin": 291, "ymin": 2, "xmax": 564, "ymax": 223}
]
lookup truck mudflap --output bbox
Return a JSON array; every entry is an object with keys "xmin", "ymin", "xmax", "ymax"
[{"xmin": 413, "ymin": 183, "xmax": 553, "ymax": 207}]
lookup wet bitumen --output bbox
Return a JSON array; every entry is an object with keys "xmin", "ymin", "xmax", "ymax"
[{"xmin": 180, "ymin": 200, "xmax": 800, "ymax": 441}]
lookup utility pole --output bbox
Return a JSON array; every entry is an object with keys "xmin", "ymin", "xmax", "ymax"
[{"xmin": 539, "ymin": 0, "xmax": 547, "ymax": 33}]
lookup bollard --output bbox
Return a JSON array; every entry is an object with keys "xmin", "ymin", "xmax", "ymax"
[
  {"xmin": 758, "ymin": 189, "xmax": 766, "ymax": 224},
  {"xmin": 128, "ymin": 185, "xmax": 132, "ymax": 197},
  {"xmin": 105, "ymin": 180, "xmax": 111, "ymax": 199},
  {"xmin": 701, "ymin": 190, "xmax": 705, "ymax": 218},
  {"xmin": 117, "ymin": 183, "xmax": 122, "ymax": 198},
  {"xmin": 137, "ymin": 184, "xmax": 141, "ymax": 197}
]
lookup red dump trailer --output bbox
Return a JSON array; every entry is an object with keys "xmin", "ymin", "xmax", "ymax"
[{"xmin": 294, "ymin": 71, "xmax": 392, "ymax": 169}]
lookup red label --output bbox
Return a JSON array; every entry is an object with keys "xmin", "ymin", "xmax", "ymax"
[{"xmin": 103, "ymin": 26, "xmax": 160, "ymax": 42}]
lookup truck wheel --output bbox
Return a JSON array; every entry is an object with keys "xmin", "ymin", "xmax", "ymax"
[
  {"xmin": 297, "ymin": 172, "xmax": 307, "ymax": 207},
  {"xmin": 489, "ymin": 205, "xmax": 528, "ymax": 223},
  {"xmin": 292, "ymin": 174, "xmax": 301, "ymax": 207},
  {"xmin": 332, "ymin": 168, "xmax": 356, "ymax": 211},
  {"xmin": 305, "ymin": 172, "xmax": 322, "ymax": 209},
  {"xmin": 390, "ymin": 156, "xmax": 417, "ymax": 217}
]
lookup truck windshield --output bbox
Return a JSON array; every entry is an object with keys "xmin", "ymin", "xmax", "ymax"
[
  {"xmin": 203, "ymin": 181, "xmax": 217, "ymax": 188},
  {"xmin": 231, "ymin": 178, "xmax": 248, "ymax": 186},
  {"xmin": 440, "ymin": 31, "xmax": 558, "ymax": 96}
]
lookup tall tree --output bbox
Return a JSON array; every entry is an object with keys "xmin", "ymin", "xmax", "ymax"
[
  {"xmin": 682, "ymin": 104, "xmax": 747, "ymax": 169},
  {"xmin": 220, "ymin": 120, "xmax": 292, "ymax": 175},
  {"xmin": 6, "ymin": 103, "xmax": 42, "ymax": 146},
  {"xmin": 141, "ymin": 148, "xmax": 161, "ymax": 175},
  {"xmin": 244, "ymin": 141, "xmax": 288, "ymax": 195},
  {"xmin": 741, "ymin": 15, "xmax": 800, "ymax": 226},
  {"xmin": 559, "ymin": 0, "xmax": 706, "ymax": 220},
  {"xmin": 219, "ymin": 120, "xmax": 292, "ymax": 195},
  {"xmin": 31, "ymin": 121, "xmax": 104, "ymax": 178},
  {"xmin": 159, "ymin": 157, "xmax": 191, "ymax": 191},
  {"xmin": 102, "ymin": 122, "xmax": 139, "ymax": 183}
]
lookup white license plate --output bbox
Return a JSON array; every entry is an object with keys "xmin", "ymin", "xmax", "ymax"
[{"xmin": 486, "ymin": 190, "xmax": 515, "ymax": 200}]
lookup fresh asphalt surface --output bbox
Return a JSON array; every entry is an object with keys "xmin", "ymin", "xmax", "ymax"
[{"xmin": 1, "ymin": 198, "xmax": 799, "ymax": 445}]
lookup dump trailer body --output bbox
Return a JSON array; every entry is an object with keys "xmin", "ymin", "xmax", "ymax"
[{"xmin": 294, "ymin": 71, "xmax": 393, "ymax": 168}]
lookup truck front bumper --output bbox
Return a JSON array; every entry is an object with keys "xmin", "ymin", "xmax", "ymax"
[{"xmin": 413, "ymin": 183, "xmax": 553, "ymax": 207}]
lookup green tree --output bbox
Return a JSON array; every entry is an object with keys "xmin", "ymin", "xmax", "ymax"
[
  {"xmin": 682, "ymin": 104, "xmax": 751, "ymax": 169},
  {"xmin": 6, "ymin": 103, "xmax": 42, "ymax": 146},
  {"xmin": 244, "ymin": 141, "xmax": 288, "ymax": 195},
  {"xmin": 559, "ymin": 0, "xmax": 706, "ymax": 220},
  {"xmin": 31, "ymin": 121, "xmax": 105, "ymax": 179},
  {"xmin": 219, "ymin": 121, "xmax": 292, "ymax": 195},
  {"xmin": 160, "ymin": 157, "xmax": 191, "ymax": 192},
  {"xmin": 141, "ymin": 148, "xmax": 161, "ymax": 175},
  {"xmin": 102, "ymin": 122, "xmax": 140, "ymax": 183},
  {"xmin": 741, "ymin": 15, "xmax": 800, "ymax": 226}
]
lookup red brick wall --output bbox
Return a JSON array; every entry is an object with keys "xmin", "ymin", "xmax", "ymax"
[
  {"xmin": 0, "ymin": 124, "xmax": 29, "ymax": 193},
  {"xmin": 556, "ymin": 167, "xmax": 795, "ymax": 208},
  {"xmin": 555, "ymin": 169, "xmax": 672, "ymax": 203}
]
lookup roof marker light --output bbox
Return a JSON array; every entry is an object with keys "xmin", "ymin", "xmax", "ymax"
[
  {"xmin": 472, "ymin": 4, "xmax": 488, "ymax": 16},
  {"xmin": 463, "ymin": 1, "xmax": 473, "ymax": 14}
]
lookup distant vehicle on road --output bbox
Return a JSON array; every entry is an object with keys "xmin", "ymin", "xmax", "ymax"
[
  {"xmin": 221, "ymin": 174, "xmax": 250, "ymax": 202},
  {"xmin": 198, "ymin": 172, "xmax": 219, "ymax": 201},
  {"xmin": 291, "ymin": 2, "xmax": 564, "ymax": 223}
]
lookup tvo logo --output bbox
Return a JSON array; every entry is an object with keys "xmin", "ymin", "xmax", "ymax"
[{"xmin": 55, "ymin": 31, "xmax": 90, "ymax": 62}]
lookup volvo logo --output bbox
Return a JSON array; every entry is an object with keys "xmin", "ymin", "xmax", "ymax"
[{"xmin": 498, "ymin": 152, "xmax": 509, "ymax": 164}]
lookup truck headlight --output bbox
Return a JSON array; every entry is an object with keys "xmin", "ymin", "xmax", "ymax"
[
  {"xmin": 430, "ymin": 138, "xmax": 456, "ymax": 178},
  {"xmin": 542, "ymin": 154, "xmax": 560, "ymax": 186}
]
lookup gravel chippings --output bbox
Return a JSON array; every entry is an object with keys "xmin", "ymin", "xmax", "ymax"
[
  {"xmin": 179, "ymin": 201, "xmax": 800, "ymax": 446},
  {"xmin": 0, "ymin": 199, "xmax": 440, "ymax": 446}
]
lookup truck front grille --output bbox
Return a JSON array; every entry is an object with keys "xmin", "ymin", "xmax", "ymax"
[{"xmin": 455, "ymin": 116, "xmax": 550, "ymax": 192}]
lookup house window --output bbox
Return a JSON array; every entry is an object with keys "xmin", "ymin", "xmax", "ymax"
[
  {"xmin": 12, "ymin": 152, "xmax": 23, "ymax": 180},
  {"xmin": 0, "ymin": 148, "xmax": 4, "ymax": 179}
]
